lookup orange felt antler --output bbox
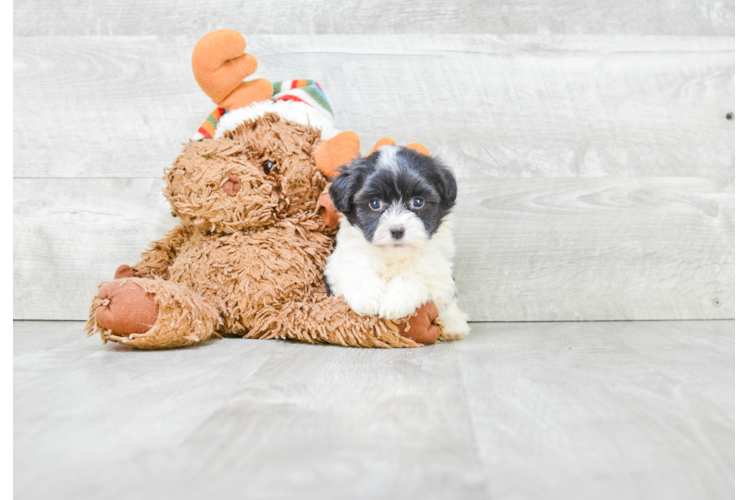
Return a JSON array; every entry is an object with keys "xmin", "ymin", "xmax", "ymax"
[
  {"xmin": 192, "ymin": 30, "xmax": 273, "ymax": 111},
  {"xmin": 366, "ymin": 137, "xmax": 396, "ymax": 156},
  {"xmin": 366, "ymin": 138, "xmax": 431, "ymax": 157},
  {"xmin": 313, "ymin": 131, "xmax": 361, "ymax": 178},
  {"xmin": 404, "ymin": 142, "xmax": 430, "ymax": 156}
]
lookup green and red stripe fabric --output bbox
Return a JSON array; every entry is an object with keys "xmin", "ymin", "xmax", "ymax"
[{"xmin": 194, "ymin": 80, "xmax": 333, "ymax": 140}]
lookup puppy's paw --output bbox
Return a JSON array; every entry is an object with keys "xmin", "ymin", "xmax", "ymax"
[
  {"xmin": 438, "ymin": 304, "xmax": 471, "ymax": 340},
  {"xmin": 378, "ymin": 293, "xmax": 423, "ymax": 320},
  {"xmin": 345, "ymin": 283, "xmax": 386, "ymax": 317},
  {"xmin": 440, "ymin": 324, "xmax": 470, "ymax": 341}
]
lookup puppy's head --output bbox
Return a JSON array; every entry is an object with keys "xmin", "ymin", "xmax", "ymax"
[{"xmin": 329, "ymin": 145, "xmax": 457, "ymax": 250}]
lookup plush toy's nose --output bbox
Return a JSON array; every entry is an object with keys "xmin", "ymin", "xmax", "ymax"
[{"xmin": 222, "ymin": 176, "xmax": 241, "ymax": 196}]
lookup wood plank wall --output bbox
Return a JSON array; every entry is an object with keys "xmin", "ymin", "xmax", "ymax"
[{"xmin": 13, "ymin": 2, "xmax": 735, "ymax": 321}]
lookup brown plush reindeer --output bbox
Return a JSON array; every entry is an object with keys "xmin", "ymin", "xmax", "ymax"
[{"xmin": 85, "ymin": 30, "xmax": 442, "ymax": 349}]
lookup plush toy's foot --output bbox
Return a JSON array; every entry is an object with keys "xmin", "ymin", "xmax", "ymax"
[
  {"xmin": 397, "ymin": 301, "xmax": 442, "ymax": 344},
  {"xmin": 86, "ymin": 278, "xmax": 219, "ymax": 349},
  {"xmin": 95, "ymin": 280, "xmax": 159, "ymax": 335}
]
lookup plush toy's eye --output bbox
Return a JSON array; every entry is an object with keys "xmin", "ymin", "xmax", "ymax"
[
  {"xmin": 369, "ymin": 200, "xmax": 383, "ymax": 210},
  {"xmin": 410, "ymin": 197, "xmax": 425, "ymax": 209},
  {"xmin": 262, "ymin": 160, "xmax": 277, "ymax": 175}
]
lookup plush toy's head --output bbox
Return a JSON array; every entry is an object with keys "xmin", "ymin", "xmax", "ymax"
[
  {"xmin": 165, "ymin": 113, "xmax": 328, "ymax": 233},
  {"xmin": 167, "ymin": 29, "xmax": 365, "ymax": 233}
]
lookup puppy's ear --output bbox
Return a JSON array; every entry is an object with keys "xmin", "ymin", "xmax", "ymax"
[
  {"xmin": 329, "ymin": 164, "xmax": 360, "ymax": 213},
  {"xmin": 437, "ymin": 166, "xmax": 458, "ymax": 214}
]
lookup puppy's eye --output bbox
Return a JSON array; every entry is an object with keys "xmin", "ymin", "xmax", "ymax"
[
  {"xmin": 410, "ymin": 197, "xmax": 425, "ymax": 209},
  {"xmin": 262, "ymin": 160, "xmax": 277, "ymax": 175},
  {"xmin": 369, "ymin": 200, "xmax": 383, "ymax": 210}
]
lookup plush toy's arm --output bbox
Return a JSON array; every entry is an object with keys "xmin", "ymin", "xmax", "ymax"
[
  {"xmin": 130, "ymin": 224, "xmax": 194, "ymax": 280},
  {"xmin": 316, "ymin": 183, "xmax": 340, "ymax": 229}
]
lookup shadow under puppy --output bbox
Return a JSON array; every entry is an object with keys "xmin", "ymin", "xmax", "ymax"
[{"xmin": 325, "ymin": 144, "xmax": 470, "ymax": 340}]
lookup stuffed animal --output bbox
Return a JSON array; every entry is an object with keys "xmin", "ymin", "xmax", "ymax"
[{"xmin": 85, "ymin": 30, "xmax": 443, "ymax": 349}]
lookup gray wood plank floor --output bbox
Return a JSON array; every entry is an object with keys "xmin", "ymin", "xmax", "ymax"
[{"xmin": 14, "ymin": 320, "xmax": 734, "ymax": 500}]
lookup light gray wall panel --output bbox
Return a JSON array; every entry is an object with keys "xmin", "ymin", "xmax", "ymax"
[
  {"xmin": 13, "ymin": 0, "xmax": 735, "ymax": 36},
  {"xmin": 14, "ymin": 35, "xmax": 734, "ymax": 180},
  {"xmin": 13, "ymin": 35, "xmax": 735, "ymax": 321},
  {"xmin": 13, "ymin": 175, "xmax": 734, "ymax": 321}
]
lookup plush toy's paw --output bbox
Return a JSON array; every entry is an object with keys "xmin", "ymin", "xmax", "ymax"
[
  {"xmin": 397, "ymin": 302, "xmax": 441, "ymax": 345},
  {"xmin": 344, "ymin": 282, "xmax": 386, "ymax": 317},
  {"xmin": 317, "ymin": 192, "xmax": 340, "ymax": 228},
  {"xmin": 95, "ymin": 280, "xmax": 159, "ymax": 335}
]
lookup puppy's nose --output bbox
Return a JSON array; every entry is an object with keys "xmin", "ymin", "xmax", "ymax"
[{"xmin": 390, "ymin": 226, "xmax": 405, "ymax": 240}]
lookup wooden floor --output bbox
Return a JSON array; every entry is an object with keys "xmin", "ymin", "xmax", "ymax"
[{"xmin": 14, "ymin": 320, "xmax": 734, "ymax": 500}]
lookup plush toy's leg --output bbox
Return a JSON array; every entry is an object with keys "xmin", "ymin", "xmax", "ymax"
[
  {"xmin": 246, "ymin": 295, "xmax": 441, "ymax": 348},
  {"xmin": 85, "ymin": 278, "xmax": 219, "ymax": 349}
]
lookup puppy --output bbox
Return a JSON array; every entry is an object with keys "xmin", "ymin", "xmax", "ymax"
[{"xmin": 325, "ymin": 145, "xmax": 470, "ymax": 340}]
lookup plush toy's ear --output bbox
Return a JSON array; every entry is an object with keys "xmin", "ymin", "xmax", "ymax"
[
  {"xmin": 192, "ymin": 30, "xmax": 273, "ymax": 111},
  {"xmin": 328, "ymin": 162, "xmax": 362, "ymax": 213},
  {"xmin": 313, "ymin": 131, "xmax": 360, "ymax": 178},
  {"xmin": 366, "ymin": 137, "xmax": 396, "ymax": 156},
  {"xmin": 405, "ymin": 142, "xmax": 430, "ymax": 156}
]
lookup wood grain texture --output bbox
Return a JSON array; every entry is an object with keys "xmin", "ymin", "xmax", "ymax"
[
  {"xmin": 452, "ymin": 175, "xmax": 735, "ymax": 321},
  {"xmin": 733, "ymin": 336, "xmax": 748, "ymax": 499},
  {"xmin": 735, "ymin": 194, "xmax": 748, "ymax": 318},
  {"xmin": 12, "ymin": 0, "xmax": 735, "ymax": 36},
  {"xmin": 13, "ymin": 320, "xmax": 734, "ymax": 500},
  {"xmin": 14, "ymin": 178, "xmax": 176, "ymax": 320},
  {"xmin": 14, "ymin": 35, "xmax": 735, "ymax": 179},
  {"xmin": 12, "ymin": 35, "xmax": 735, "ymax": 321},
  {"xmin": 458, "ymin": 321, "xmax": 735, "ymax": 500},
  {"xmin": 13, "ymin": 174, "xmax": 734, "ymax": 321}
]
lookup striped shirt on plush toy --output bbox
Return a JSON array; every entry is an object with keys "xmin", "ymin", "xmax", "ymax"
[{"xmin": 194, "ymin": 80, "xmax": 333, "ymax": 141}]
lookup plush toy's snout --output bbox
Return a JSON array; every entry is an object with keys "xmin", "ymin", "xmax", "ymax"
[{"xmin": 222, "ymin": 176, "xmax": 242, "ymax": 196}]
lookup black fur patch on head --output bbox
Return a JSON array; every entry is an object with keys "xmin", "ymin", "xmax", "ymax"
[{"xmin": 328, "ymin": 146, "xmax": 458, "ymax": 243}]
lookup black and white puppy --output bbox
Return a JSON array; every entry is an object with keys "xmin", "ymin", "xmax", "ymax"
[{"xmin": 325, "ymin": 145, "xmax": 469, "ymax": 339}]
